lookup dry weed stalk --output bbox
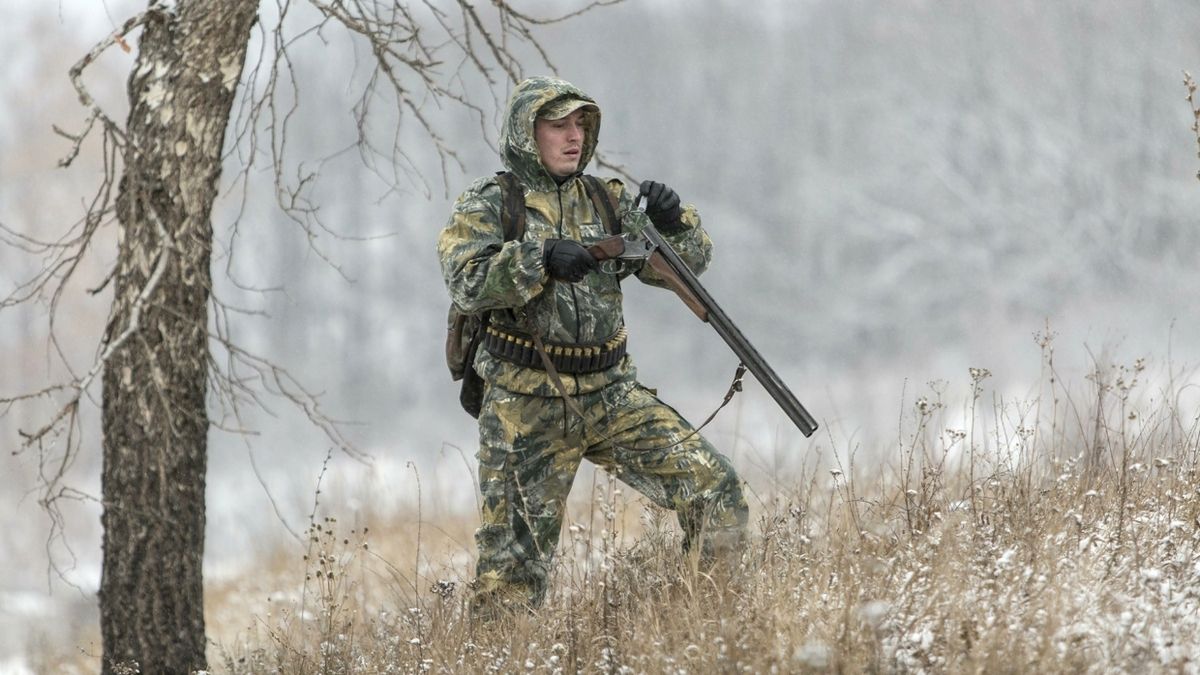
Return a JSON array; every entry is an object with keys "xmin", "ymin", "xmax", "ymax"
[{"xmin": 214, "ymin": 338, "xmax": 1200, "ymax": 673}]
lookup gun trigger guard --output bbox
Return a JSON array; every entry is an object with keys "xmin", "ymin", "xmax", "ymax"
[{"xmin": 598, "ymin": 259, "xmax": 625, "ymax": 275}]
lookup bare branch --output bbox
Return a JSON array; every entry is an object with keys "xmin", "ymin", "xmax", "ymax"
[
  {"xmin": 494, "ymin": 0, "xmax": 624, "ymax": 26},
  {"xmin": 593, "ymin": 152, "xmax": 637, "ymax": 185},
  {"xmin": 1185, "ymin": 70, "xmax": 1200, "ymax": 182},
  {"xmin": 6, "ymin": 0, "xmax": 615, "ymax": 591},
  {"xmin": 67, "ymin": 9, "xmax": 153, "ymax": 111},
  {"xmin": 211, "ymin": 336, "xmax": 366, "ymax": 462},
  {"xmin": 12, "ymin": 215, "xmax": 174, "ymax": 451},
  {"xmin": 457, "ymin": 1, "xmax": 519, "ymax": 85}
]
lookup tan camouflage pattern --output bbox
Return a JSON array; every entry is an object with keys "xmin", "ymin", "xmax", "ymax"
[
  {"xmin": 537, "ymin": 96, "xmax": 599, "ymax": 121},
  {"xmin": 499, "ymin": 76, "xmax": 600, "ymax": 194},
  {"xmin": 437, "ymin": 76, "xmax": 712, "ymax": 397},
  {"xmin": 472, "ymin": 380, "xmax": 748, "ymax": 615},
  {"xmin": 437, "ymin": 77, "xmax": 746, "ymax": 617}
]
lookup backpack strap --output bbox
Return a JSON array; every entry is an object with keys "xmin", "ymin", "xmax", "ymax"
[
  {"xmin": 455, "ymin": 171, "xmax": 528, "ymax": 417},
  {"xmin": 497, "ymin": 171, "xmax": 619, "ymax": 238},
  {"xmin": 494, "ymin": 171, "xmax": 527, "ymax": 241},
  {"xmin": 581, "ymin": 174, "xmax": 622, "ymax": 236}
]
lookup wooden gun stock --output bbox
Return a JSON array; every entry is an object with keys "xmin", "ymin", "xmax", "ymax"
[
  {"xmin": 645, "ymin": 251, "xmax": 709, "ymax": 321},
  {"xmin": 587, "ymin": 236, "xmax": 626, "ymax": 262}
]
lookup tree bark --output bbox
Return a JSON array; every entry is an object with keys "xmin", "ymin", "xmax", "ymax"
[{"xmin": 99, "ymin": 2, "xmax": 256, "ymax": 673}]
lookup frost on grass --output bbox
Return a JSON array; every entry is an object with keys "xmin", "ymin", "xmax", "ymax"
[{"xmin": 211, "ymin": 358, "xmax": 1200, "ymax": 673}]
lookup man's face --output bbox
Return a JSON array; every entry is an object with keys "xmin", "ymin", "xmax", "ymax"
[{"xmin": 534, "ymin": 109, "xmax": 586, "ymax": 177}]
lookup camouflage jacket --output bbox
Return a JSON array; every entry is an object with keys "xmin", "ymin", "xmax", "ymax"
[{"xmin": 437, "ymin": 77, "xmax": 714, "ymax": 397}]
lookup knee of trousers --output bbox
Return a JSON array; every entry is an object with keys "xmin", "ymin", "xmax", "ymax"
[{"xmin": 686, "ymin": 453, "xmax": 749, "ymax": 517}]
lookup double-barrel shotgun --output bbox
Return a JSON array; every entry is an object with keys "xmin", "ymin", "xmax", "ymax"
[{"xmin": 588, "ymin": 200, "xmax": 819, "ymax": 437}]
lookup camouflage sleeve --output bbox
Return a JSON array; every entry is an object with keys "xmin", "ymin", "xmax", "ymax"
[
  {"xmin": 604, "ymin": 179, "xmax": 714, "ymax": 287},
  {"xmin": 437, "ymin": 177, "xmax": 547, "ymax": 313}
]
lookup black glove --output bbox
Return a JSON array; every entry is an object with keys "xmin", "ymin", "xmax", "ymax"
[
  {"xmin": 543, "ymin": 238, "xmax": 598, "ymax": 283},
  {"xmin": 639, "ymin": 180, "xmax": 684, "ymax": 232}
]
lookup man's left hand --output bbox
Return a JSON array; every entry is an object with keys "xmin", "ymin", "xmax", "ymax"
[{"xmin": 639, "ymin": 180, "xmax": 684, "ymax": 232}]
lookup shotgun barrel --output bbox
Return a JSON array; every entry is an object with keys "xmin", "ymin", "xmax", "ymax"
[{"xmin": 642, "ymin": 224, "xmax": 819, "ymax": 437}]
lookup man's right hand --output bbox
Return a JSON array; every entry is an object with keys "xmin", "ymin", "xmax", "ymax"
[{"xmin": 543, "ymin": 238, "xmax": 598, "ymax": 283}]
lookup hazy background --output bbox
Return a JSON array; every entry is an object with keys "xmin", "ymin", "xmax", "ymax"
[{"xmin": 2, "ymin": 0, "xmax": 1199, "ymax": 667}]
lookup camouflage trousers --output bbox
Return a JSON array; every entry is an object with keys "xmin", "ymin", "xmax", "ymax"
[{"xmin": 471, "ymin": 378, "xmax": 749, "ymax": 616}]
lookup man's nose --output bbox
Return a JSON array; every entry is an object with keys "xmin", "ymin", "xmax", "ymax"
[{"xmin": 567, "ymin": 123, "xmax": 584, "ymax": 141}]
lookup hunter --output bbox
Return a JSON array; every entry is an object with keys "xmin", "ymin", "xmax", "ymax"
[{"xmin": 437, "ymin": 76, "xmax": 748, "ymax": 618}]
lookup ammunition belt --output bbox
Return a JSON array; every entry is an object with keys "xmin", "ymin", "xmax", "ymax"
[{"xmin": 483, "ymin": 325, "xmax": 628, "ymax": 374}]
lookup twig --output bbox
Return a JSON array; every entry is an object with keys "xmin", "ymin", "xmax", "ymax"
[
  {"xmin": 15, "ymin": 220, "xmax": 173, "ymax": 448},
  {"xmin": 1184, "ymin": 71, "xmax": 1200, "ymax": 182}
]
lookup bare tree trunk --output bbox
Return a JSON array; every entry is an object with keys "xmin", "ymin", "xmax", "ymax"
[{"xmin": 99, "ymin": 2, "xmax": 256, "ymax": 672}]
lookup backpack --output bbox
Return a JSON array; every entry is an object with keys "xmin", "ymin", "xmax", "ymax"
[{"xmin": 445, "ymin": 172, "xmax": 622, "ymax": 417}]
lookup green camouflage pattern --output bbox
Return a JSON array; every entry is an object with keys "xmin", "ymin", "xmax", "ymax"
[
  {"xmin": 437, "ymin": 76, "xmax": 745, "ymax": 617},
  {"xmin": 499, "ymin": 76, "xmax": 601, "ymax": 194},
  {"xmin": 437, "ymin": 76, "xmax": 713, "ymax": 397},
  {"xmin": 472, "ymin": 380, "xmax": 749, "ymax": 615}
]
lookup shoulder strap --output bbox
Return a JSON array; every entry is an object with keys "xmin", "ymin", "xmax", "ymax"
[
  {"xmin": 494, "ymin": 171, "xmax": 527, "ymax": 241},
  {"xmin": 496, "ymin": 172, "xmax": 619, "ymax": 238},
  {"xmin": 581, "ymin": 174, "xmax": 622, "ymax": 236}
]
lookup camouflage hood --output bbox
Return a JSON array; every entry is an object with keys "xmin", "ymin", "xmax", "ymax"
[{"xmin": 500, "ymin": 77, "xmax": 601, "ymax": 191}]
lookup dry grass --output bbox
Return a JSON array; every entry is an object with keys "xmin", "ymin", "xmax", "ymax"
[{"xmin": 200, "ymin": 338, "xmax": 1200, "ymax": 674}]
